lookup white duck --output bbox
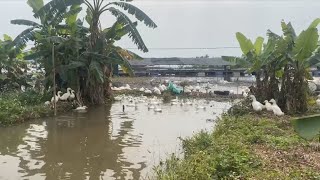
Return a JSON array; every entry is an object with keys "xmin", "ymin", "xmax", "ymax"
[
  {"xmin": 114, "ymin": 96, "xmax": 123, "ymax": 101},
  {"xmin": 171, "ymin": 101, "xmax": 178, "ymax": 105},
  {"xmin": 51, "ymin": 91, "xmax": 62, "ymax": 103},
  {"xmin": 195, "ymin": 104, "xmax": 206, "ymax": 110},
  {"xmin": 147, "ymin": 103, "xmax": 155, "ymax": 109},
  {"xmin": 184, "ymin": 88, "xmax": 192, "ymax": 94},
  {"xmin": 195, "ymin": 83, "xmax": 201, "ymax": 92},
  {"xmin": 186, "ymin": 100, "xmax": 193, "ymax": 105},
  {"xmin": 127, "ymin": 102, "xmax": 138, "ymax": 107},
  {"xmin": 139, "ymin": 87, "xmax": 145, "ymax": 92},
  {"xmin": 153, "ymin": 87, "xmax": 161, "ymax": 95},
  {"xmin": 264, "ymin": 100, "xmax": 273, "ymax": 111},
  {"xmin": 68, "ymin": 90, "xmax": 75, "ymax": 100},
  {"xmin": 44, "ymin": 101, "xmax": 51, "ymax": 106},
  {"xmin": 154, "ymin": 106, "xmax": 162, "ymax": 112},
  {"xmin": 60, "ymin": 88, "xmax": 72, "ymax": 101},
  {"xmin": 75, "ymin": 105, "xmax": 88, "ymax": 112},
  {"xmin": 242, "ymin": 90, "xmax": 248, "ymax": 98},
  {"xmin": 171, "ymin": 96, "xmax": 179, "ymax": 102},
  {"xmin": 249, "ymin": 95, "xmax": 264, "ymax": 111},
  {"xmin": 149, "ymin": 100, "xmax": 160, "ymax": 105},
  {"xmin": 158, "ymin": 84, "xmax": 165, "ymax": 92},
  {"xmin": 124, "ymin": 84, "xmax": 131, "ymax": 90},
  {"xmin": 188, "ymin": 86, "xmax": 194, "ymax": 91},
  {"xmin": 269, "ymin": 99, "xmax": 284, "ymax": 116},
  {"xmin": 316, "ymin": 95, "xmax": 320, "ymax": 106},
  {"xmin": 144, "ymin": 89, "xmax": 152, "ymax": 94}
]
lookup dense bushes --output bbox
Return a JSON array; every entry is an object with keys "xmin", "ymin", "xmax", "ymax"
[
  {"xmin": 154, "ymin": 115, "xmax": 320, "ymax": 179},
  {"xmin": 0, "ymin": 90, "xmax": 71, "ymax": 126}
]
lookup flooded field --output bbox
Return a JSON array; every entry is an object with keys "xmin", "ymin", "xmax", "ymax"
[{"xmin": 0, "ymin": 97, "xmax": 230, "ymax": 180}]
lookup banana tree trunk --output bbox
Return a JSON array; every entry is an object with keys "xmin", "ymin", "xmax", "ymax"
[{"xmin": 293, "ymin": 70, "xmax": 308, "ymax": 113}]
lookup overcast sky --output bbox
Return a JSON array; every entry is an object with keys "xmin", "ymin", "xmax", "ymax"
[{"xmin": 1, "ymin": 0, "xmax": 320, "ymax": 57}]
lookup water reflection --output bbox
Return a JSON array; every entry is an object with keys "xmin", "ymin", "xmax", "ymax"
[
  {"xmin": 0, "ymin": 100, "xmax": 230, "ymax": 179},
  {"xmin": 0, "ymin": 104, "xmax": 145, "ymax": 179}
]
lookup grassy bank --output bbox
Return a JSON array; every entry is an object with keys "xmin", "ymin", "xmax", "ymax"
[
  {"xmin": 154, "ymin": 113, "xmax": 320, "ymax": 179},
  {"xmin": 0, "ymin": 90, "xmax": 73, "ymax": 126}
]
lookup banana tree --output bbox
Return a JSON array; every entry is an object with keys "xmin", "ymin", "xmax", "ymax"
[
  {"xmin": 33, "ymin": 0, "xmax": 157, "ymax": 104},
  {"xmin": 83, "ymin": 0, "xmax": 156, "ymax": 104},
  {"xmin": 235, "ymin": 32, "xmax": 267, "ymax": 99},
  {"xmin": 284, "ymin": 19, "xmax": 320, "ymax": 113}
]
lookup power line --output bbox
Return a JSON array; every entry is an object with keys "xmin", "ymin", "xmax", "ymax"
[
  {"xmin": 24, "ymin": 45, "xmax": 240, "ymax": 50},
  {"xmin": 125, "ymin": 47, "xmax": 240, "ymax": 50}
]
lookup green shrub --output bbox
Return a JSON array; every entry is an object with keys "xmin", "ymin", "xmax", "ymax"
[
  {"xmin": 16, "ymin": 89, "xmax": 44, "ymax": 106},
  {"xmin": 154, "ymin": 114, "xmax": 317, "ymax": 179},
  {"xmin": 0, "ymin": 91, "xmax": 53, "ymax": 126}
]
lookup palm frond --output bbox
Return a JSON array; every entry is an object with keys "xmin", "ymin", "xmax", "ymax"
[
  {"xmin": 66, "ymin": 5, "xmax": 82, "ymax": 25},
  {"xmin": 104, "ymin": 21, "xmax": 138, "ymax": 41},
  {"xmin": 27, "ymin": 0, "xmax": 44, "ymax": 13},
  {"xmin": 108, "ymin": 2, "xmax": 157, "ymax": 28},
  {"xmin": 281, "ymin": 21, "xmax": 296, "ymax": 44},
  {"xmin": 46, "ymin": 36, "xmax": 66, "ymax": 44},
  {"xmin": 66, "ymin": 61, "xmax": 86, "ymax": 69},
  {"xmin": 111, "ymin": 51, "xmax": 134, "ymax": 76},
  {"xmin": 24, "ymin": 50, "xmax": 47, "ymax": 60},
  {"xmin": 12, "ymin": 27, "xmax": 36, "ymax": 49},
  {"xmin": 108, "ymin": 7, "xmax": 148, "ymax": 52},
  {"xmin": 82, "ymin": 51, "xmax": 108, "ymax": 61},
  {"xmin": 127, "ymin": 49, "xmax": 143, "ymax": 60},
  {"xmin": 34, "ymin": 0, "xmax": 83, "ymax": 20},
  {"xmin": 11, "ymin": 19, "xmax": 40, "ymax": 27},
  {"xmin": 50, "ymin": 6, "xmax": 82, "ymax": 25},
  {"xmin": 89, "ymin": 60, "xmax": 104, "ymax": 83}
]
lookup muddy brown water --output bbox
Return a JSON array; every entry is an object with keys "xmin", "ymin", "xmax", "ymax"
[{"xmin": 0, "ymin": 99, "xmax": 230, "ymax": 180}]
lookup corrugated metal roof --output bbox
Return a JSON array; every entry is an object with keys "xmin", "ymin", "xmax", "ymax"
[{"xmin": 129, "ymin": 57, "xmax": 232, "ymax": 66}]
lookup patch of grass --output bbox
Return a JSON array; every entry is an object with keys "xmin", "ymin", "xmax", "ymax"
[{"xmin": 154, "ymin": 114, "xmax": 320, "ymax": 179}]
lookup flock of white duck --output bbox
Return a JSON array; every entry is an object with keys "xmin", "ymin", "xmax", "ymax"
[
  {"xmin": 111, "ymin": 80, "xmax": 243, "ymax": 95},
  {"xmin": 249, "ymin": 95, "xmax": 284, "ymax": 116},
  {"xmin": 44, "ymin": 87, "xmax": 87, "ymax": 111},
  {"xmin": 115, "ymin": 94, "xmax": 210, "ymax": 113},
  {"xmin": 43, "ymin": 79, "xmax": 288, "ymax": 115},
  {"xmin": 112, "ymin": 84, "xmax": 165, "ymax": 95}
]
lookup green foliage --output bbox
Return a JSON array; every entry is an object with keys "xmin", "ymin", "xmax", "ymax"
[
  {"xmin": 154, "ymin": 115, "xmax": 319, "ymax": 179},
  {"xmin": 0, "ymin": 92, "xmax": 44, "ymax": 125},
  {"xmin": 253, "ymin": 36, "xmax": 264, "ymax": 55},
  {"xmin": 236, "ymin": 32, "xmax": 254, "ymax": 55}
]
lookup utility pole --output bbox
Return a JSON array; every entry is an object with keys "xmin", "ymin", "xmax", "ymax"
[{"xmin": 52, "ymin": 44, "xmax": 57, "ymax": 116}]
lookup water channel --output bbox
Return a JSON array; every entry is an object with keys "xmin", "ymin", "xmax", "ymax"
[{"xmin": 0, "ymin": 98, "xmax": 230, "ymax": 179}]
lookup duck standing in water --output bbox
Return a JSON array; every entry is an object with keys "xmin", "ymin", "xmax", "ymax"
[{"xmin": 154, "ymin": 105, "xmax": 162, "ymax": 112}]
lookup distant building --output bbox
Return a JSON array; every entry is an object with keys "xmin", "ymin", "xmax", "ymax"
[{"xmin": 118, "ymin": 57, "xmax": 247, "ymax": 78}]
